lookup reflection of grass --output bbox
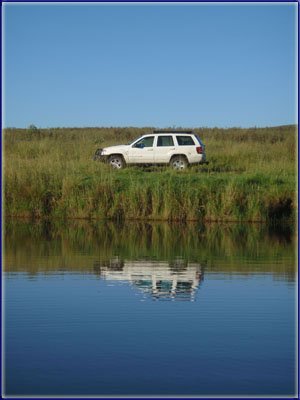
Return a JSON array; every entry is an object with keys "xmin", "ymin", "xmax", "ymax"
[
  {"xmin": 4, "ymin": 125, "xmax": 296, "ymax": 222},
  {"xmin": 5, "ymin": 219, "xmax": 296, "ymax": 281}
]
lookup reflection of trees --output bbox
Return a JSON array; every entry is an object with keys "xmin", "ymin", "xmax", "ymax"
[{"xmin": 4, "ymin": 219, "xmax": 296, "ymax": 281}]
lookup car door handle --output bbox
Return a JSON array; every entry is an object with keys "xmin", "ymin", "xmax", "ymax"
[{"xmin": 147, "ymin": 149, "xmax": 154, "ymax": 151}]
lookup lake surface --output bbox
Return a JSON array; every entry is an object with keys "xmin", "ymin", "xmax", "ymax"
[{"xmin": 4, "ymin": 220, "xmax": 297, "ymax": 396}]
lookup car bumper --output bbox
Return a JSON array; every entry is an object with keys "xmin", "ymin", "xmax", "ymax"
[
  {"xmin": 94, "ymin": 155, "xmax": 108, "ymax": 162},
  {"xmin": 93, "ymin": 148, "xmax": 108, "ymax": 162}
]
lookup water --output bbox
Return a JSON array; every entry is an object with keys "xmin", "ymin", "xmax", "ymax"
[{"xmin": 4, "ymin": 220, "xmax": 297, "ymax": 396}]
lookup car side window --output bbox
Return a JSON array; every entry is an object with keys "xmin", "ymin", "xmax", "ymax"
[
  {"xmin": 157, "ymin": 136, "xmax": 174, "ymax": 147},
  {"xmin": 133, "ymin": 136, "xmax": 154, "ymax": 148},
  {"xmin": 176, "ymin": 136, "xmax": 195, "ymax": 146}
]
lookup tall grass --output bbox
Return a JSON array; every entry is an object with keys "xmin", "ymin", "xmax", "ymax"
[{"xmin": 3, "ymin": 125, "xmax": 297, "ymax": 222}]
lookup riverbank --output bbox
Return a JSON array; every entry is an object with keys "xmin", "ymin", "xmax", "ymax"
[{"xmin": 4, "ymin": 125, "xmax": 296, "ymax": 223}]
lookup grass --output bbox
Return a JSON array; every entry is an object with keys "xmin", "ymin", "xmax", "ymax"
[{"xmin": 3, "ymin": 125, "xmax": 297, "ymax": 223}]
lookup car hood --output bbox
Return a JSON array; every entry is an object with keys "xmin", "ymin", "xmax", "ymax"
[{"xmin": 103, "ymin": 144, "xmax": 129, "ymax": 152}]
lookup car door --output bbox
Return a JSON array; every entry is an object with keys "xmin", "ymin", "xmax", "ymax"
[
  {"xmin": 154, "ymin": 135, "xmax": 176, "ymax": 163},
  {"xmin": 175, "ymin": 135, "xmax": 197, "ymax": 162},
  {"xmin": 127, "ymin": 136, "xmax": 155, "ymax": 163}
]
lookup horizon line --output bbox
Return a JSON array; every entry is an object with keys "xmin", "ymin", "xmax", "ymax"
[{"xmin": 3, "ymin": 123, "xmax": 297, "ymax": 130}]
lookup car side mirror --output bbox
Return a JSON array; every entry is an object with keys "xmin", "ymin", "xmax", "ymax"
[{"xmin": 134, "ymin": 143, "xmax": 145, "ymax": 149}]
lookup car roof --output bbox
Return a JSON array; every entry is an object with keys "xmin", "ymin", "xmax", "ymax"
[
  {"xmin": 153, "ymin": 130, "xmax": 194, "ymax": 134},
  {"xmin": 140, "ymin": 131, "xmax": 195, "ymax": 136}
]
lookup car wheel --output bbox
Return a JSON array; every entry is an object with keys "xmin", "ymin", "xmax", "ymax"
[
  {"xmin": 170, "ymin": 156, "xmax": 188, "ymax": 170},
  {"xmin": 108, "ymin": 155, "xmax": 125, "ymax": 169}
]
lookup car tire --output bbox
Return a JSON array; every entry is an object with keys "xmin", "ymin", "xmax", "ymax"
[
  {"xmin": 170, "ymin": 156, "xmax": 188, "ymax": 170},
  {"xmin": 108, "ymin": 155, "xmax": 125, "ymax": 169}
]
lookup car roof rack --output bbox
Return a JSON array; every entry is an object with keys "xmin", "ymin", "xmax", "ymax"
[{"xmin": 153, "ymin": 129, "xmax": 193, "ymax": 134}]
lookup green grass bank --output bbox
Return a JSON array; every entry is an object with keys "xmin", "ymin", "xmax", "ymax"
[{"xmin": 4, "ymin": 125, "xmax": 297, "ymax": 223}]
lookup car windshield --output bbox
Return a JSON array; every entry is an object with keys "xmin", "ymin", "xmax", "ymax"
[{"xmin": 126, "ymin": 137, "xmax": 141, "ymax": 145}]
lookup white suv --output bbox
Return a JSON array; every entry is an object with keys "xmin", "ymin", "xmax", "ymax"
[{"xmin": 94, "ymin": 130, "xmax": 207, "ymax": 170}]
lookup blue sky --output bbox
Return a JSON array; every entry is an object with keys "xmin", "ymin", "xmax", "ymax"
[{"xmin": 3, "ymin": 3, "xmax": 297, "ymax": 128}]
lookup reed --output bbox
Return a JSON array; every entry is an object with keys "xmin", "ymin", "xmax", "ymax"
[{"xmin": 4, "ymin": 125, "xmax": 296, "ymax": 222}]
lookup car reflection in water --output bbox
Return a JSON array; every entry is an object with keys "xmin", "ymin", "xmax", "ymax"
[{"xmin": 93, "ymin": 259, "xmax": 203, "ymax": 301}]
